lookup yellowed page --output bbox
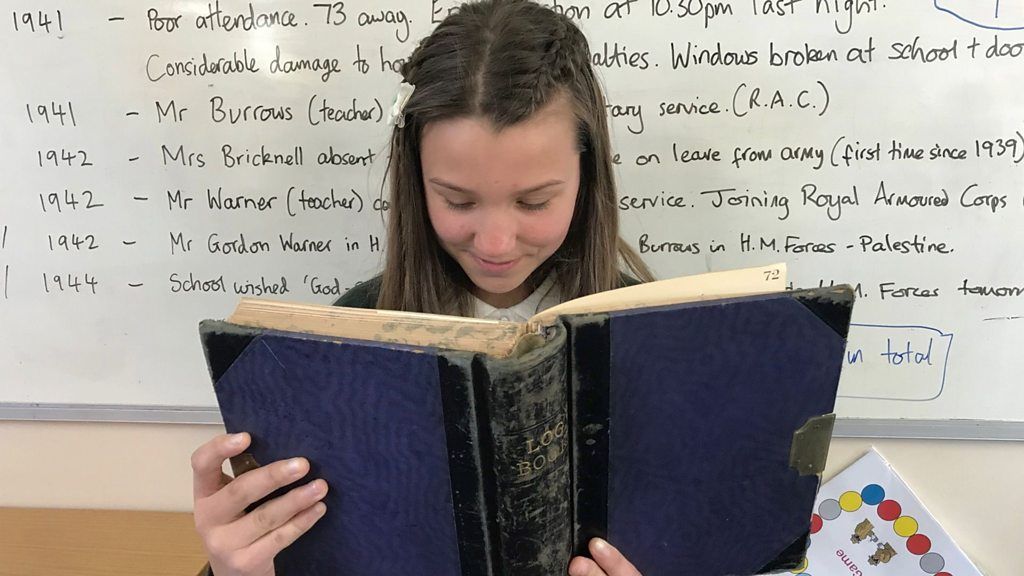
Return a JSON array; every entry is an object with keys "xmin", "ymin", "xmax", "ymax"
[
  {"xmin": 530, "ymin": 262, "xmax": 787, "ymax": 325},
  {"xmin": 228, "ymin": 299, "xmax": 526, "ymax": 356},
  {"xmin": 227, "ymin": 262, "xmax": 786, "ymax": 355}
]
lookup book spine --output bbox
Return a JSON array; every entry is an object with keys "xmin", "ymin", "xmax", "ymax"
[
  {"xmin": 437, "ymin": 353, "xmax": 499, "ymax": 576},
  {"xmin": 480, "ymin": 327, "xmax": 571, "ymax": 576},
  {"xmin": 563, "ymin": 315, "xmax": 612, "ymax": 557}
]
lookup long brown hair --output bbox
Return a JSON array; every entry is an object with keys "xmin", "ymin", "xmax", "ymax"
[{"xmin": 377, "ymin": 0, "xmax": 653, "ymax": 315}]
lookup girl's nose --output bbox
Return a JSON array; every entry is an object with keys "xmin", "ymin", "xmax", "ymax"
[{"xmin": 473, "ymin": 212, "xmax": 517, "ymax": 258}]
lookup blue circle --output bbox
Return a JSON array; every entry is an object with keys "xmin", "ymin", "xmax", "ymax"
[{"xmin": 861, "ymin": 484, "xmax": 885, "ymax": 506}]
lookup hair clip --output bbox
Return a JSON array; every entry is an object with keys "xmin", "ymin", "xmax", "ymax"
[{"xmin": 388, "ymin": 81, "xmax": 416, "ymax": 128}]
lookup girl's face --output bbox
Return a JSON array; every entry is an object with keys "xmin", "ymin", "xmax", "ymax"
[{"xmin": 421, "ymin": 95, "xmax": 581, "ymax": 308}]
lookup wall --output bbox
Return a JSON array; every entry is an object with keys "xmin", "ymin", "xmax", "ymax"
[{"xmin": 1, "ymin": 421, "xmax": 1018, "ymax": 574}]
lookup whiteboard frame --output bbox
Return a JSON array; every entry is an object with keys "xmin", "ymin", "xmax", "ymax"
[{"xmin": 1, "ymin": 403, "xmax": 1022, "ymax": 441}]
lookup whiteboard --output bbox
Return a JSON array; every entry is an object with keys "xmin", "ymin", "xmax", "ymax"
[{"xmin": 1, "ymin": 0, "xmax": 1023, "ymax": 434}]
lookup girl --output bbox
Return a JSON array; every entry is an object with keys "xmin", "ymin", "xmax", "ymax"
[{"xmin": 191, "ymin": 1, "xmax": 654, "ymax": 574}]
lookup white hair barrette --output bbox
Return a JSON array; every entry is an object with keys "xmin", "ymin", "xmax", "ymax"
[{"xmin": 388, "ymin": 82, "xmax": 416, "ymax": 128}]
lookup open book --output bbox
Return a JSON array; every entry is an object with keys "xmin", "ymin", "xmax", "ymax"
[{"xmin": 199, "ymin": 263, "xmax": 855, "ymax": 576}]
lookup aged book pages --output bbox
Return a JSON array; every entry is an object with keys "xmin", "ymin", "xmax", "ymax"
[
  {"xmin": 227, "ymin": 262, "xmax": 787, "ymax": 357},
  {"xmin": 529, "ymin": 262, "xmax": 786, "ymax": 325},
  {"xmin": 228, "ymin": 300, "xmax": 526, "ymax": 356}
]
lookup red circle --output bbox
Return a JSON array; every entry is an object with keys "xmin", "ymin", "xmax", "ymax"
[
  {"xmin": 935, "ymin": 573, "xmax": 952, "ymax": 576},
  {"xmin": 907, "ymin": 534, "xmax": 932, "ymax": 555},
  {"xmin": 810, "ymin": 514, "xmax": 823, "ymax": 534},
  {"xmin": 877, "ymin": 499, "xmax": 902, "ymax": 521}
]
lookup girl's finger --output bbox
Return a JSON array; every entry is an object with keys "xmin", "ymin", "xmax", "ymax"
[
  {"xmin": 192, "ymin": 433, "xmax": 250, "ymax": 501},
  {"xmin": 568, "ymin": 555, "xmax": 606, "ymax": 576},
  {"xmin": 207, "ymin": 456, "xmax": 311, "ymax": 525},
  {"xmin": 229, "ymin": 478, "xmax": 329, "ymax": 547},
  {"xmin": 589, "ymin": 538, "xmax": 642, "ymax": 576},
  {"xmin": 244, "ymin": 501, "xmax": 328, "ymax": 563}
]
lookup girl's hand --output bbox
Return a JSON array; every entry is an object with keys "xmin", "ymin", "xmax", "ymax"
[
  {"xmin": 568, "ymin": 538, "xmax": 643, "ymax": 576},
  {"xmin": 191, "ymin": 432, "xmax": 329, "ymax": 576}
]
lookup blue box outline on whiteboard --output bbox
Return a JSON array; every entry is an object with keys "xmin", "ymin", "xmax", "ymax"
[
  {"xmin": 934, "ymin": 0, "xmax": 1024, "ymax": 30},
  {"xmin": 838, "ymin": 323, "xmax": 953, "ymax": 402}
]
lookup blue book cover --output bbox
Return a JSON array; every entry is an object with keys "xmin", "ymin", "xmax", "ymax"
[{"xmin": 200, "ymin": 283, "xmax": 853, "ymax": 576}]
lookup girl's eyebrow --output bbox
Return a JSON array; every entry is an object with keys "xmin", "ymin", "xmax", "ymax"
[{"xmin": 428, "ymin": 178, "xmax": 564, "ymax": 195}]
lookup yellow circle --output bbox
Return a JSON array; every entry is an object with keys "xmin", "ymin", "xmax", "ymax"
[
  {"xmin": 789, "ymin": 557, "xmax": 808, "ymax": 573},
  {"xmin": 894, "ymin": 516, "xmax": 919, "ymax": 537},
  {"xmin": 839, "ymin": 491, "xmax": 863, "ymax": 512}
]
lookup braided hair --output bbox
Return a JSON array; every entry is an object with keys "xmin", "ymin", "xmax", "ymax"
[{"xmin": 378, "ymin": 0, "xmax": 654, "ymax": 315}]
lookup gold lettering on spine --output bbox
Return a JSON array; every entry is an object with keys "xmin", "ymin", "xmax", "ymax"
[{"xmin": 516, "ymin": 419, "xmax": 568, "ymax": 478}]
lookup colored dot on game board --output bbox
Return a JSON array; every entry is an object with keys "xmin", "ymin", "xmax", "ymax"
[
  {"xmin": 877, "ymin": 499, "xmax": 902, "ymax": 521},
  {"xmin": 810, "ymin": 514, "xmax": 823, "ymax": 534},
  {"xmin": 860, "ymin": 484, "xmax": 885, "ymax": 505},
  {"xmin": 920, "ymin": 552, "xmax": 946, "ymax": 574},
  {"xmin": 788, "ymin": 557, "xmax": 808, "ymax": 573},
  {"xmin": 839, "ymin": 491, "xmax": 863, "ymax": 512},
  {"xmin": 935, "ymin": 572, "xmax": 953, "ymax": 576},
  {"xmin": 907, "ymin": 533, "xmax": 932, "ymax": 555},
  {"xmin": 819, "ymin": 499, "xmax": 842, "ymax": 521},
  {"xmin": 894, "ymin": 515, "xmax": 919, "ymax": 537}
]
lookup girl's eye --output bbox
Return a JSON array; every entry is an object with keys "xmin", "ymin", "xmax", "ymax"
[
  {"xmin": 445, "ymin": 199, "xmax": 475, "ymax": 211},
  {"xmin": 518, "ymin": 200, "xmax": 549, "ymax": 212}
]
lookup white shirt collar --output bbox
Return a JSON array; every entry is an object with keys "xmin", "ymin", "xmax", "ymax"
[{"xmin": 472, "ymin": 274, "xmax": 561, "ymax": 322}]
